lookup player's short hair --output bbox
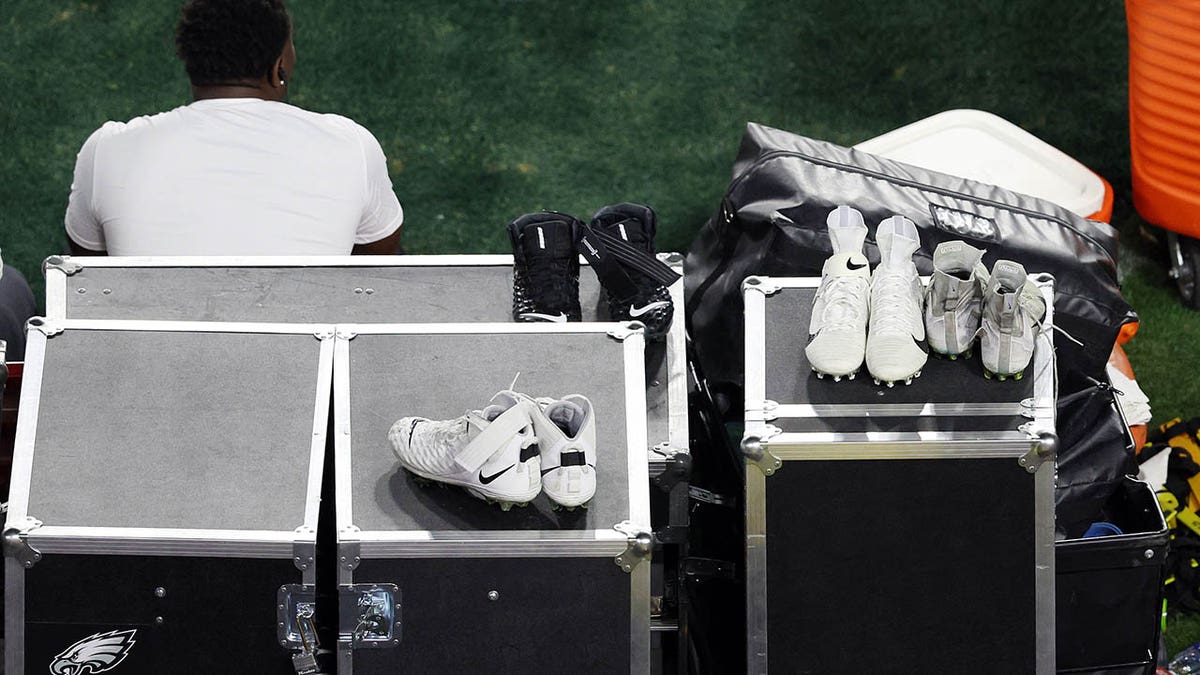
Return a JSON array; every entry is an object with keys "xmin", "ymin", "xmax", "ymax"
[{"xmin": 175, "ymin": 0, "xmax": 291, "ymax": 85}]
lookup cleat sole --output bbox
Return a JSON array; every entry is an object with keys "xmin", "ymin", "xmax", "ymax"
[{"xmin": 812, "ymin": 367, "xmax": 860, "ymax": 382}]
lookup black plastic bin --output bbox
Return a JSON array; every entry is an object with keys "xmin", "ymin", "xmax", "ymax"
[{"xmin": 1056, "ymin": 476, "xmax": 1169, "ymax": 674}]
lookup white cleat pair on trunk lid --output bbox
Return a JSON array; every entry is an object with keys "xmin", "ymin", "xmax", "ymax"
[
  {"xmin": 388, "ymin": 390, "xmax": 597, "ymax": 510},
  {"xmin": 806, "ymin": 206, "xmax": 1045, "ymax": 385}
]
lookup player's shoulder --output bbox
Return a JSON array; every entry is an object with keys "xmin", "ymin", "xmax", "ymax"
[
  {"xmin": 85, "ymin": 106, "xmax": 188, "ymax": 143},
  {"xmin": 299, "ymin": 107, "xmax": 378, "ymax": 143}
]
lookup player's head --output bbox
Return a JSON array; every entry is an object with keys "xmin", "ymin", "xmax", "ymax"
[{"xmin": 175, "ymin": 0, "xmax": 294, "ymax": 90}]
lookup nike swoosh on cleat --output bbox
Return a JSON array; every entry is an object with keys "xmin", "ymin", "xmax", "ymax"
[
  {"xmin": 846, "ymin": 260, "xmax": 868, "ymax": 270},
  {"xmin": 519, "ymin": 312, "xmax": 568, "ymax": 322},
  {"xmin": 479, "ymin": 464, "xmax": 515, "ymax": 484},
  {"xmin": 629, "ymin": 301, "xmax": 669, "ymax": 318}
]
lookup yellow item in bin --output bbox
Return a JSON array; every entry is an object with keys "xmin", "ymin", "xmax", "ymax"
[
  {"xmin": 1160, "ymin": 491, "xmax": 1180, "ymax": 529},
  {"xmin": 1178, "ymin": 508, "xmax": 1200, "ymax": 539}
]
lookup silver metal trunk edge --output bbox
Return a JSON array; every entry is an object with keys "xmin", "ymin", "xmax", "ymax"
[
  {"xmin": 613, "ymin": 521, "xmax": 653, "ymax": 573},
  {"xmin": 1034, "ymin": 438, "xmax": 1057, "ymax": 672},
  {"xmin": 741, "ymin": 275, "xmax": 782, "ymax": 296},
  {"xmin": 3, "ymin": 516, "xmax": 43, "ymax": 569},
  {"xmin": 1019, "ymin": 433, "xmax": 1058, "ymax": 474},
  {"xmin": 6, "ymin": 556, "xmax": 25, "ymax": 675},
  {"xmin": 741, "ymin": 431, "xmax": 783, "ymax": 477},
  {"xmin": 42, "ymin": 255, "xmax": 83, "ymax": 276}
]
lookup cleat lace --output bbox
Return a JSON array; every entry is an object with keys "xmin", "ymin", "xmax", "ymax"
[
  {"xmin": 817, "ymin": 277, "xmax": 868, "ymax": 329},
  {"xmin": 871, "ymin": 270, "xmax": 920, "ymax": 334}
]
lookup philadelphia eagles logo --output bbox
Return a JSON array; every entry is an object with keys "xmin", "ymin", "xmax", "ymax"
[{"xmin": 49, "ymin": 629, "xmax": 137, "ymax": 674}]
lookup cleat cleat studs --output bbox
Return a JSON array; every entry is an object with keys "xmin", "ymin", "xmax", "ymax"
[
  {"xmin": 914, "ymin": 370, "xmax": 922, "ymax": 378},
  {"xmin": 499, "ymin": 501, "xmax": 514, "ymax": 512},
  {"xmin": 1014, "ymin": 370, "xmax": 1025, "ymax": 381},
  {"xmin": 886, "ymin": 381, "xmax": 895, "ymax": 388},
  {"xmin": 948, "ymin": 353, "xmax": 957, "ymax": 361},
  {"xmin": 833, "ymin": 375, "xmax": 842, "ymax": 382},
  {"xmin": 904, "ymin": 377, "xmax": 913, "ymax": 385},
  {"xmin": 873, "ymin": 378, "xmax": 881, "ymax": 386},
  {"xmin": 815, "ymin": 371, "xmax": 825, "ymax": 379},
  {"xmin": 848, "ymin": 371, "xmax": 857, "ymax": 380},
  {"xmin": 983, "ymin": 370, "xmax": 993, "ymax": 380}
]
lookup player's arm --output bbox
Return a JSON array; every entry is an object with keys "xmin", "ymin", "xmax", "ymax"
[
  {"xmin": 352, "ymin": 228, "xmax": 401, "ymax": 255},
  {"xmin": 351, "ymin": 124, "xmax": 404, "ymax": 256},
  {"xmin": 63, "ymin": 125, "xmax": 114, "ymax": 256}
]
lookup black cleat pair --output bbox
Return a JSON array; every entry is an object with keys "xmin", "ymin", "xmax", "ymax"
[{"xmin": 507, "ymin": 203, "xmax": 676, "ymax": 340}]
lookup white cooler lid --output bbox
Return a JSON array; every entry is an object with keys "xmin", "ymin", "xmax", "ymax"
[{"xmin": 854, "ymin": 109, "xmax": 1106, "ymax": 218}]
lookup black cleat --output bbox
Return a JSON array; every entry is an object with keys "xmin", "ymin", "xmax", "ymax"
[
  {"xmin": 588, "ymin": 203, "xmax": 674, "ymax": 339},
  {"xmin": 507, "ymin": 212, "xmax": 583, "ymax": 323}
]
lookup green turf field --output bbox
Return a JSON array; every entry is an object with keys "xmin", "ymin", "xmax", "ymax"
[{"xmin": 3, "ymin": 0, "xmax": 1199, "ymax": 660}]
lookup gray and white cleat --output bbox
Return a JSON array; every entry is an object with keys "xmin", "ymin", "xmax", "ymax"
[
  {"xmin": 924, "ymin": 240, "xmax": 988, "ymax": 359},
  {"xmin": 388, "ymin": 391, "xmax": 541, "ymax": 508},
  {"xmin": 980, "ymin": 260, "xmax": 1045, "ymax": 380}
]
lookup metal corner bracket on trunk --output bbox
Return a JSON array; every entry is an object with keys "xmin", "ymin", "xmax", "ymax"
[
  {"xmin": 613, "ymin": 521, "xmax": 653, "ymax": 573},
  {"xmin": 3, "ymin": 516, "xmax": 43, "ymax": 569},
  {"xmin": 741, "ymin": 431, "xmax": 783, "ymax": 476}
]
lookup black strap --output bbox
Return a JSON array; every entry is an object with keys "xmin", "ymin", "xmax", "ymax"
[
  {"xmin": 588, "ymin": 226, "xmax": 682, "ymax": 286},
  {"xmin": 576, "ymin": 225, "xmax": 641, "ymax": 301}
]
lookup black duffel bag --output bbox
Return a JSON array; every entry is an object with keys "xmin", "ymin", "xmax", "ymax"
[
  {"xmin": 685, "ymin": 122, "xmax": 1141, "ymax": 527},
  {"xmin": 685, "ymin": 122, "xmax": 1138, "ymax": 398}
]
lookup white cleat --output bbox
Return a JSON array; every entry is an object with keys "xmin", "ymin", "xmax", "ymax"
[
  {"xmin": 866, "ymin": 216, "xmax": 928, "ymax": 385},
  {"xmin": 806, "ymin": 206, "xmax": 872, "ymax": 380},
  {"xmin": 388, "ymin": 391, "xmax": 541, "ymax": 506},
  {"xmin": 981, "ymin": 260, "xmax": 1046, "ymax": 379},
  {"xmin": 524, "ymin": 394, "xmax": 597, "ymax": 509}
]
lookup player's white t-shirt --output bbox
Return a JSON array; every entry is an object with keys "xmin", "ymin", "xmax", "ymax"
[{"xmin": 65, "ymin": 98, "xmax": 403, "ymax": 255}]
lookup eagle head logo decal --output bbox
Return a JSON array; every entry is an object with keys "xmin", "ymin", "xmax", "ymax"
[{"xmin": 49, "ymin": 629, "xmax": 137, "ymax": 674}]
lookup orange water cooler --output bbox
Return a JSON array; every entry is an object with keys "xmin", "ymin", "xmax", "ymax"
[{"xmin": 1127, "ymin": 0, "xmax": 1200, "ymax": 308}]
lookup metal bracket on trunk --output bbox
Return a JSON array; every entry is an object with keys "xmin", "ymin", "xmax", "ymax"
[
  {"xmin": 42, "ymin": 255, "xmax": 83, "ymax": 276},
  {"xmin": 746, "ymin": 399, "xmax": 779, "ymax": 421},
  {"xmin": 292, "ymin": 526, "xmax": 315, "ymax": 572},
  {"xmin": 4, "ymin": 516, "xmax": 43, "ymax": 569},
  {"xmin": 340, "ymin": 584, "xmax": 401, "ymax": 648},
  {"xmin": 613, "ymin": 521, "xmax": 653, "ymax": 573},
  {"xmin": 1019, "ymin": 432, "xmax": 1058, "ymax": 474},
  {"xmin": 742, "ymin": 429, "xmax": 783, "ymax": 476},
  {"xmin": 277, "ymin": 584, "xmax": 317, "ymax": 648},
  {"xmin": 25, "ymin": 317, "xmax": 63, "ymax": 338},
  {"xmin": 339, "ymin": 526, "xmax": 362, "ymax": 572},
  {"xmin": 1020, "ymin": 398, "xmax": 1037, "ymax": 419},
  {"xmin": 742, "ymin": 276, "xmax": 782, "ymax": 296},
  {"xmin": 652, "ymin": 450, "xmax": 691, "ymax": 493},
  {"xmin": 607, "ymin": 322, "xmax": 644, "ymax": 342}
]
